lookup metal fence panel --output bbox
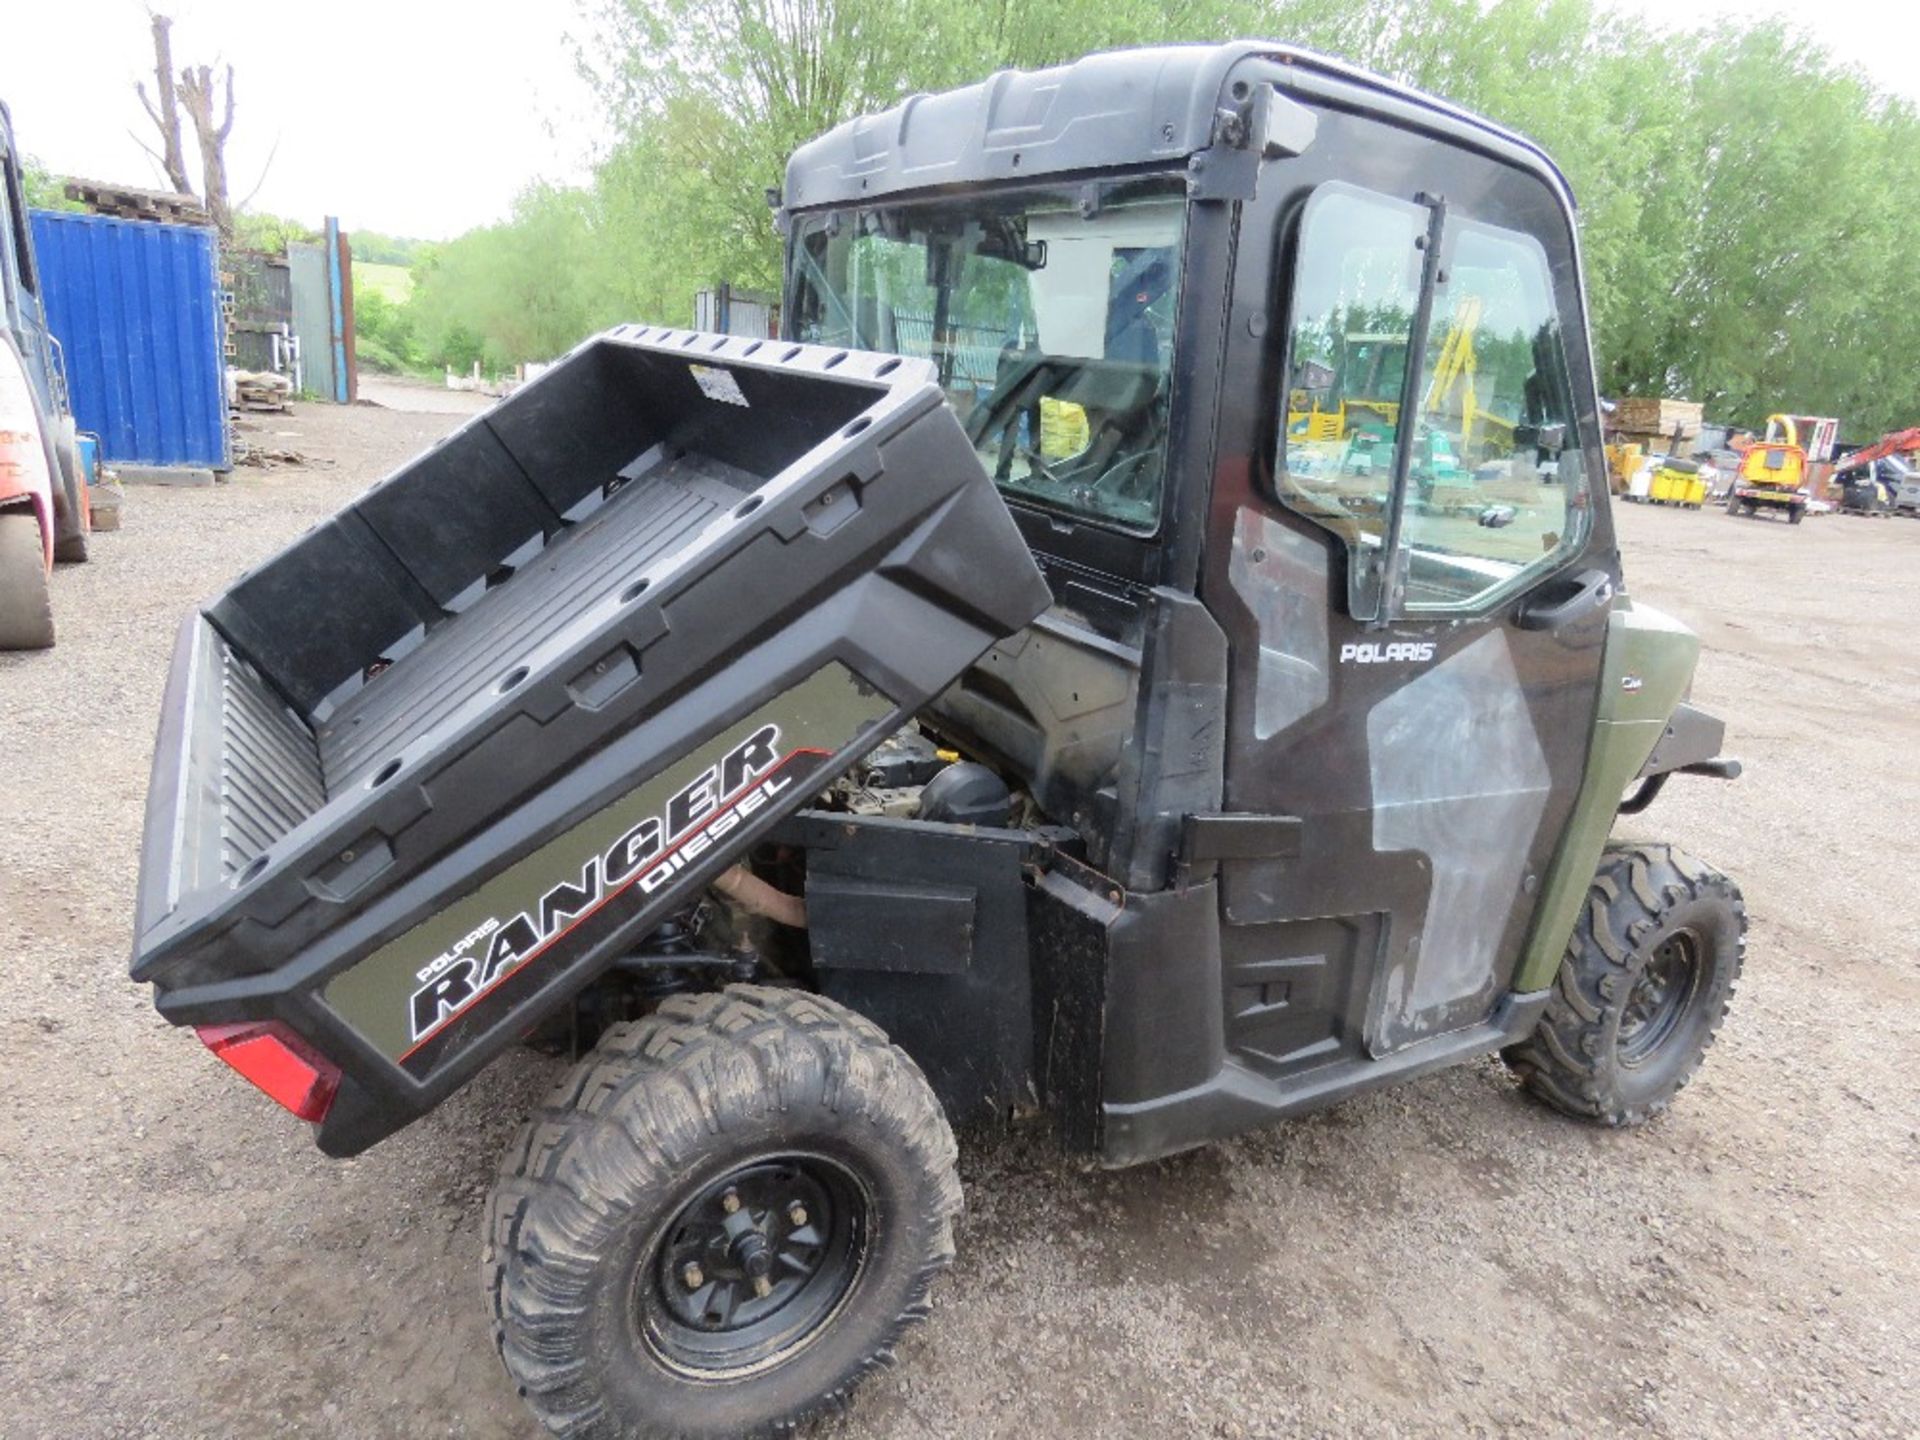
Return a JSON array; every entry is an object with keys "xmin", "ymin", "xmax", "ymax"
[
  {"xmin": 288, "ymin": 243, "xmax": 335, "ymax": 402},
  {"xmin": 694, "ymin": 285, "xmax": 775, "ymax": 339},
  {"xmin": 885, "ymin": 310, "xmax": 1007, "ymax": 399},
  {"xmin": 27, "ymin": 210, "xmax": 230, "ymax": 469}
]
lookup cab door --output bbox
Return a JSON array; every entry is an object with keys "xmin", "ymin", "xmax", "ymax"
[{"xmin": 1198, "ymin": 103, "xmax": 1617, "ymax": 1074}]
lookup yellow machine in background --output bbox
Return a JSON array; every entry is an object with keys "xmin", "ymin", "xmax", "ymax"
[
  {"xmin": 1605, "ymin": 441, "xmax": 1644, "ymax": 493},
  {"xmin": 1288, "ymin": 328, "xmax": 1406, "ymax": 441},
  {"xmin": 1648, "ymin": 457, "xmax": 1707, "ymax": 507},
  {"xmin": 1728, "ymin": 413, "xmax": 1815, "ymax": 523},
  {"xmin": 1739, "ymin": 415, "xmax": 1808, "ymax": 488},
  {"xmin": 1287, "ymin": 297, "xmax": 1510, "ymax": 458},
  {"xmin": 1421, "ymin": 295, "xmax": 1485, "ymax": 453}
]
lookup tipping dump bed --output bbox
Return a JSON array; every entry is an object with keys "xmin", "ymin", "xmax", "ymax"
[
  {"xmin": 132, "ymin": 326, "xmax": 1050, "ymax": 1153},
  {"xmin": 315, "ymin": 450, "xmax": 754, "ymax": 791}
]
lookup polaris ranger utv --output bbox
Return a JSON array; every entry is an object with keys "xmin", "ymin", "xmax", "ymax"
[{"xmin": 132, "ymin": 43, "xmax": 1745, "ymax": 1440}]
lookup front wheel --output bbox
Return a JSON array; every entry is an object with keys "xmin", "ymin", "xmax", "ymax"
[
  {"xmin": 485, "ymin": 986, "xmax": 962, "ymax": 1440},
  {"xmin": 1504, "ymin": 843, "xmax": 1743, "ymax": 1126},
  {"xmin": 0, "ymin": 511, "xmax": 55, "ymax": 650}
]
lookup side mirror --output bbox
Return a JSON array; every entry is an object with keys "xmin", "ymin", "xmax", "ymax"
[{"xmin": 1515, "ymin": 421, "xmax": 1568, "ymax": 454}]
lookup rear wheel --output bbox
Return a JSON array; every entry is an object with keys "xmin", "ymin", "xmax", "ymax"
[
  {"xmin": 50, "ymin": 418, "xmax": 89, "ymax": 564},
  {"xmin": 1788, "ymin": 504, "xmax": 1805, "ymax": 525},
  {"xmin": 1504, "ymin": 843, "xmax": 1743, "ymax": 1126},
  {"xmin": 0, "ymin": 511, "xmax": 55, "ymax": 650},
  {"xmin": 486, "ymin": 986, "xmax": 961, "ymax": 1440}
]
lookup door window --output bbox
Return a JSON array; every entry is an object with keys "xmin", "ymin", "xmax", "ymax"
[
  {"xmin": 1276, "ymin": 184, "xmax": 1426, "ymax": 553},
  {"xmin": 1397, "ymin": 219, "xmax": 1586, "ymax": 611},
  {"xmin": 1275, "ymin": 185, "xmax": 1588, "ymax": 615}
]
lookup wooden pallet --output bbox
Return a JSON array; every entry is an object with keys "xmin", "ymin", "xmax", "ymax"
[{"xmin": 62, "ymin": 178, "xmax": 210, "ymax": 227}]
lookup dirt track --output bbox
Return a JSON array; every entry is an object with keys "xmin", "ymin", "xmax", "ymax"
[{"xmin": 1, "ymin": 398, "xmax": 1913, "ymax": 1439}]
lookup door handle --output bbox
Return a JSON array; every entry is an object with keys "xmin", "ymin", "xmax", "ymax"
[{"xmin": 1513, "ymin": 567, "xmax": 1614, "ymax": 631}]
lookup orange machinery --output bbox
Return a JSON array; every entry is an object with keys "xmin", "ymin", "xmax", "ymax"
[{"xmin": 1832, "ymin": 427, "xmax": 1920, "ymax": 477}]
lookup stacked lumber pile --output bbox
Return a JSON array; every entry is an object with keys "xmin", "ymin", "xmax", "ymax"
[
  {"xmin": 1612, "ymin": 396, "xmax": 1705, "ymax": 449},
  {"xmin": 62, "ymin": 179, "xmax": 210, "ymax": 227}
]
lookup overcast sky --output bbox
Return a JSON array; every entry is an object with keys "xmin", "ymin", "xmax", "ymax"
[{"xmin": 2, "ymin": 0, "xmax": 1915, "ymax": 241}]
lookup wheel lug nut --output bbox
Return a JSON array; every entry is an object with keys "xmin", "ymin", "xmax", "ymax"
[
  {"xmin": 681, "ymin": 1262, "xmax": 704, "ymax": 1290},
  {"xmin": 752, "ymin": 1275, "xmax": 773, "ymax": 1299},
  {"xmin": 787, "ymin": 1202, "xmax": 808, "ymax": 1228},
  {"xmin": 720, "ymin": 1190, "xmax": 741, "ymax": 1215}
]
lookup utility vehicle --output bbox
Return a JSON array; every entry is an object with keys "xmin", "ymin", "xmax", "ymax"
[{"xmin": 133, "ymin": 44, "xmax": 1745, "ymax": 1440}]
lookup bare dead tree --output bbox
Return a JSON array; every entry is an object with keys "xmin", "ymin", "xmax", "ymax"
[
  {"xmin": 130, "ymin": 12, "xmax": 240, "ymax": 240},
  {"xmin": 134, "ymin": 11, "xmax": 193, "ymax": 194},
  {"xmin": 177, "ymin": 62, "xmax": 236, "ymax": 240}
]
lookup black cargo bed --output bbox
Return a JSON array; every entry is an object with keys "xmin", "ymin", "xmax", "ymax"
[
  {"xmin": 131, "ymin": 326, "xmax": 1051, "ymax": 1153},
  {"xmin": 317, "ymin": 451, "xmax": 754, "ymax": 791}
]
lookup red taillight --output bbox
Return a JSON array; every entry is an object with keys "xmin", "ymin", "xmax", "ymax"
[{"xmin": 195, "ymin": 1021, "xmax": 342, "ymax": 1123}]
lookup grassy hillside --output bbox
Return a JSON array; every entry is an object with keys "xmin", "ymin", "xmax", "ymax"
[{"xmin": 353, "ymin": 261, "xmax": 413, "ymax": 303}]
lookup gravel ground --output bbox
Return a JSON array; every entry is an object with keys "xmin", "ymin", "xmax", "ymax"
[{"xmin": 1, "ymin": 402, "xmax": 1913, "ymax": 1440}]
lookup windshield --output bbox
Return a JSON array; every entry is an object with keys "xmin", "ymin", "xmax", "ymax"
[{"xmin": 788, "ymin": 178, "xmax": 1187, "ymax": 533}]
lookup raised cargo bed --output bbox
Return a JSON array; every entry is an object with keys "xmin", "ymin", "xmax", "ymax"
[{"xmin": 131, "ymin": 325, "xmax": 1051, "ymax": 1151}]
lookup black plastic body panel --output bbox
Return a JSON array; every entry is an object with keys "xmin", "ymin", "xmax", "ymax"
[
  {"xmin": 130, "ymin": 327, "xmax": 1051, "ymax": 1152},
  {"xmin": 786, "ymin": 811, "xmax": 1043, "ymax": 1126}
]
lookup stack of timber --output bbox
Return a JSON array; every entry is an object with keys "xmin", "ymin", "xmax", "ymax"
[{"xmin": 1612, "ymin": 396, "xmax": 1705, "ymax": 452}]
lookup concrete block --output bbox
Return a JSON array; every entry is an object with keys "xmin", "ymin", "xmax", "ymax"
[
  {"xmin": 88, "ymin": 483, "xmax": 126, "ymax": 532},
  {"xmin": 115, "ymin": 464, "xmax": 217, "ymax": 488}
]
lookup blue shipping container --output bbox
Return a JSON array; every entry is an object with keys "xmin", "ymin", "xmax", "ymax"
[{"xmin": 28, "ymin": 210, "xmax": 229, "ymax": 470}]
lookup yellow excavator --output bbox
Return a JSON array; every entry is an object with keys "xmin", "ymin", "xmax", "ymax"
[
  {"xmin": 1288, "ymin": 330, "xmax": 1405, "ymax": 442},
  {"xmin": 1288, "ymin": 296, "xmax": 1511, "ymax": 458}
]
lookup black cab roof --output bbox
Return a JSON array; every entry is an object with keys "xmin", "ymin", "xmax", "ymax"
[{"xmin": 781, "ymin": 41, "xmax": 1577, "ymax": 216}]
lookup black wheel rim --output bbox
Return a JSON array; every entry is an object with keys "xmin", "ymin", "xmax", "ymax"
[
  {"xmin": 1618, "ymin": 930, "xmax": 1703, "ymax": 1066},
  {"xmin": 636, "ymin": 1153, "xmax": 869, "ymax": 1378}
]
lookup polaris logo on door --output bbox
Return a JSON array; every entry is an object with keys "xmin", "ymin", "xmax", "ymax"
[
  {"xmin": 405, "ymin": 725, "xmax": 791, "ymax": 1046},
  {"xmin": 1340, "ymin": 640, "xmax": 1436, "ymax": 665}
]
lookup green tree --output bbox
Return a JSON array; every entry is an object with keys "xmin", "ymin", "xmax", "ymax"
[
  {"xmin": 231, "ymin": 210, "xmax": 321, "ymax": 254},
  {"xmin": 406, "ymin": 184, "xmax": 605, "ymax": 371},
  {"xmin": 350, "ymin": 230, "xmax": 426, "ymax": 266},
  {"xmin": 19, "ymin": 157, "xmax": 82, "ymax": 213},
  {"xmin": 574, "ymin": 0, "xmax": 1314, "ymax": 323},
  {"xmin": 353, "ymin": 288, "xmax": 420, "ymax": 373},
  {"xmin": 380, "ymin": 0, "xmax": 1920, "ymax": 438}
]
